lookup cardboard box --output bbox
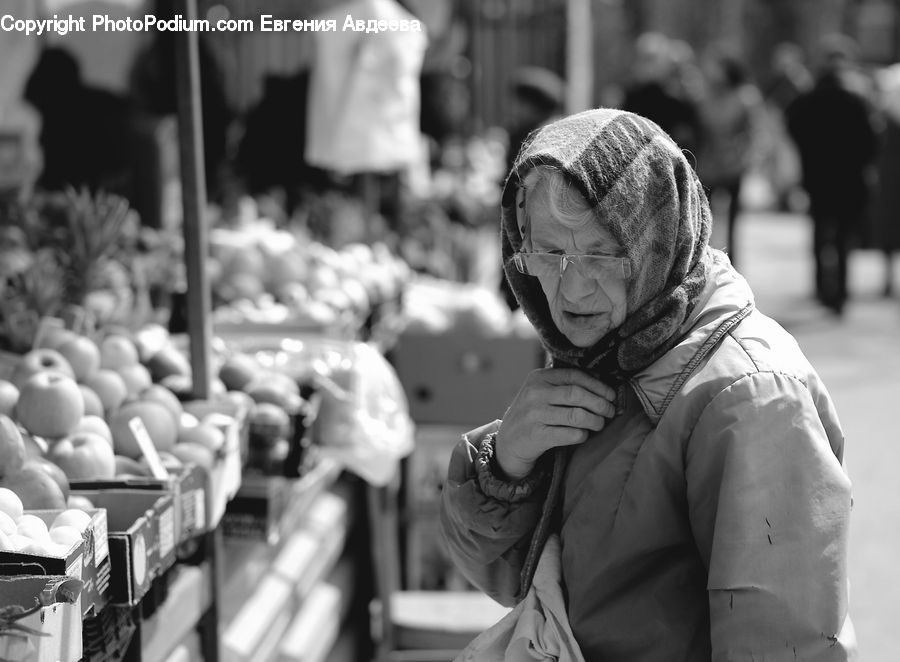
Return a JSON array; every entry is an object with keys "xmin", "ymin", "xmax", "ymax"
[
  {"xmin": 0, "ymin": 575, "xmax": 83, "ymax": 662},
  {"xmin": 71, "ymin": 463, "xmax": 208, "ymax": 545},
  {"xmin": 390, "ymin": 331, "xmax": 546, "ymax": 425},
  {"xmin": 222, "ymin": 456, "xmax": 341, "ymax": 545},
  {"xmin": 69, "ymin": 490, "xmax": 176, "ymax": 606},
  {"xmin": 0, "ymin": 509, "xmax": 110, "ymax": 617}
]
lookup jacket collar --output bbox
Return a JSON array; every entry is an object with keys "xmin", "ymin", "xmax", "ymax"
[{"xmin": 627, "ymin": 255, "xmax": 755, "ymax": 424}]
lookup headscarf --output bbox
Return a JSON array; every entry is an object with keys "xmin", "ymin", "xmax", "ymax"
[{"xmin": 501, "ymin": 108, "xmax": 714, "ymax": 383}]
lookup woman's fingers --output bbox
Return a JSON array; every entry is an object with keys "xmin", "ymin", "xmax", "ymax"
[
  {"xmin": 545, "ymin": 405, "xmax": 608, "ymax": 431},
  {"xmin": 546, "ymin": 384, "xmax": 617, "ymax": 418},
  {"xmin": 541, "ymin": 368, "xmax": 617, "ymax": 402}
]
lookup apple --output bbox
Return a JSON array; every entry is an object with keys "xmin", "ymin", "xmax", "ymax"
[
  {"xmin": 108, "ymin": 400, "xmax": 178, "ymax": 459},
  {"xmin": 56, "ymin": 335, "xmax": 101, "ymax": 382},
  {"xmin": 0, "ymin": 461, "xmax": 67, "ymax": 510},
  {"xmin": 145, "ymin": 346, "xmax": 191, "ymax": 383},
  {"xmin": 159, "ymin": 374, "xmax": 194, "ymax": 400},
  {"xmin": 49, "ymin": 525, "xmax": 83, "ymax": 549},
  {"xmin": 0, "ymin": 379, "xmax": 18, "ymax": 416},
  {"xmin": 32, "ymin": 457, "xmax": 70, "ymax": 501},
  {"xmin": 133, "ymin": 323, "xmax": 171, "ymax": 363},
  {"xmin": 179, "ymin": 412, "xmax": 199, "ymax": 431},
  {"xmin": 114, "ymin": 455, "xmax": 152, "ymax": 477},
  {"xmin": 0, "ymin": 487, "xmax": 24, "ymax": 521},
  {"xmin": 218, "ymin": 353, "xmax": 261, "ymax": 392},
  {"xmin": 10, "ymin": 348, "xmax": 75, "ymax": 388},
  {"xmin": 66, "ymin": 495, "xmax": 95, "ymax": 511},
  {"xmin": 81, "ymin": 369, "xmax": 128, "ymax": 414},
  {"xmin": 48, "ymin": 433, "xmax": 116, "ymax": 480},
  {"xmin": 78, "ymin": 384, "xmax": 105, "ymax": 417},
  {"xmin": 16, "ymin": 514, "xmax": 51, "ymax": 545},
  {"xmin": 34, "ymin": 326, "xmax": 77, "ymax": 351},
  {"xmin": 138, "ymin": 384, "xmax": 184, "ymax": 428},
  {"xmin": 116, "ymin": 363, "xmax": 153, "ymax": 397},
  {"xmin": 0, "ymin": 414, "xmax": 26, "ymax": 479},
  {"xmin": 72, "ymin": 416, "xmax": 114, "ymax": 447},
  {"xmin": 99, "ymin": 334, "xmax": 140, "ymax": 370},
  {"xmin": 170, "ymin": 442, "xmax": 215, "ymax": 471},
  {"xmin": 249, "ymin": 402, "xmax": 291, "ymax": 439},
  {"xmin": 177, "ymin": 422, "xmax": 225, "ymax": 453},
  {"xmin": 21, "ymin": 430, "xmax": 48, "ymax": 460},
  {"xmin": 51, "ymin": 509, "xmax": 92, "ymax": 531},
  {"xmin": 15, "ymin": 371, "xmax": 84, "ymax": 439}
]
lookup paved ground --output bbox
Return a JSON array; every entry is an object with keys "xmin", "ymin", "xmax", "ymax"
[{"xmin": 720, "ymin": 210, "xmax": 899, "ymax": 660}]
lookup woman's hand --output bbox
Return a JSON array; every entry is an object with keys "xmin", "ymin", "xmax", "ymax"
[{"xmin": 495, "ymin": 368, "xmax": 617, "ymax": 480}]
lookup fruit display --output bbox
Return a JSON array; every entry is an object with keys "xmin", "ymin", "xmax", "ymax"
[
  {"xmin": 0, "ymin": 487, "xmax": 90, "ymax": 556},
  {"xmin": 204, "ymin": 202, "xmax": 410, "ymax": 336},
  {"xmin": 0, "ymin": 323, "xmax": 247, "ymax": 512},
  {"xmin": 401, "ymin": 275, "xmax": 538, "ymax": 338},
  {"xmin": 0, "ymin": 190, "xmax": 181, "ymax": 355}
]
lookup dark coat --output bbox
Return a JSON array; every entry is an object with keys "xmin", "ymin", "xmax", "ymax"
[{"xmin": 786, "ymin": 71, "xmax": 877, "ymax": 216}]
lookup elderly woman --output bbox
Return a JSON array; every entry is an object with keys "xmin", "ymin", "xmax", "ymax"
[{"xmin": 440, "ymin": 109, "xmax": 855, "ymax": 660}]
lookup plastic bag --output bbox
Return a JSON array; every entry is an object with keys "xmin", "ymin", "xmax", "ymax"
[{"xmin": 311, "ymin": 341, "xmax": 415, "ymax": 486}]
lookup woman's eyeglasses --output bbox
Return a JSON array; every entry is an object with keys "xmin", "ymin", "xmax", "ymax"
[{"xmin": 512, "ymin": 252, "xmax": 632, "ymax": 280}]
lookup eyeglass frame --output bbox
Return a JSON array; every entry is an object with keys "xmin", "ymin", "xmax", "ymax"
[{"xmin": 512, "ymin": 251, "xmax": 633, "ymax": 280}]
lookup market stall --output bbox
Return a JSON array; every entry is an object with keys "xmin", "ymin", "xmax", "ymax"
[{"xmin": 0, "ymin": 0, "xmax": 545, "ymax": 660}]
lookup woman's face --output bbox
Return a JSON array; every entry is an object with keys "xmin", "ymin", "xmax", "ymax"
[{"xmin": 527, "ymin": 191, "xmax": 629, "ymax": 347}]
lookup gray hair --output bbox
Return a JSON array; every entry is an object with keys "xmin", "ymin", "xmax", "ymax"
[{"xmin": 520, "ymin": 166, "xmax": 596, "ymax": 246}]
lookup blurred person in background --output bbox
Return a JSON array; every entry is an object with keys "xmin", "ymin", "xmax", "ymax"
[
  {"xmin": 24, "ymin": 47, "xmax": 135, "ymax": 196},
  {"xmin": 694, "ymin": 46, "xmax": 765, "ymax": 269},
  {"xmin": 870, "ymin": 63, "xmax": 900, "ymax": 298},
  {"xmin": 786, "ymin": 34, "xmax": 878, "ymax": 315},
  {"xmin": 762, "ymin": 42, "xmax": 813, "ymax": 212},
  {"xmin": 441, "ymin": 108, "xmax": 855, "ymax": 661},
  {"xmin": 621, "ymin": 32, "xmax": 701, "ymax": 159},
  {"xmin": 504, "ymin": 66, "xmax": 567, "ymax": 179}
]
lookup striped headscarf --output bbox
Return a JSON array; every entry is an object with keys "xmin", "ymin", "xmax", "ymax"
[{"xmin": 501, "ymin": 108, "xmax": 714, "ymax": 382}]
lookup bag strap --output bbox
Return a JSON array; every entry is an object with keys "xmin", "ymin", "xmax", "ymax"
[{"xmin": 518, "ymin": 445, "xmax": 570, "ymax": 598}]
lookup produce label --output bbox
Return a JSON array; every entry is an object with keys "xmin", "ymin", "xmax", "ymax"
[
  {"xmin": 133, "ymin": 534, "xmax": 147, "ymax": 588},
  {"xmin": 128, "ymin": 417, "xmax": 170, "ymax": 479},
  {"xmin": 92, "ymin": 510, "xmax": 109, "ymax": 566},
  {"xmin": 192, "ymin": 488, "xmax": 206, "ymax": 532},
  {"xmin": 159, "ymin": 506, "xmax": 175, "ymax": 560}
]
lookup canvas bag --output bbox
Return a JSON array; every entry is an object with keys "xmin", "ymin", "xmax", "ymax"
[{"xmin": 453, "ymin": 448, "xmax": 585, "ymax": 662}]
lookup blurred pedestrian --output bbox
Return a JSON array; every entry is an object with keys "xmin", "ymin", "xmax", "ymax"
[
  {"xmin": 695, "ymin": 46, "xmax": 765, "ymax": 269},
  {"xmin": 761, "ymin": 42, "xmax": 813, "ymax": 212},
  {"xmin": 23, "ymin": 47, "xmax": 136, "ymax": 196},
  {"xmin": 441, "ymin": 108, "xmax": 855, "ymax": 661},
  {"xmin": 786, "ymin": 34, "xmax": 878, "ymax": 315},
  {"xmin": 504, "ymin": 66, "xmax": 566, "ymax": 179},
  {"xmin": 870, "ymin": 63, "xmax": 900, "ymax": 297},
  {"xmin": 621, "ymin": 32, "xmax": 701, "ymax": 159}
]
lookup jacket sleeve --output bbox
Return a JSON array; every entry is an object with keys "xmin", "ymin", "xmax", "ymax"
[
  {"xmin": 439, "ymin": 420, "xmax": 550, "ymax": 607},
  {"xmin": 685, "ymin": 372, "xmax": 856, "ymax": 661}
]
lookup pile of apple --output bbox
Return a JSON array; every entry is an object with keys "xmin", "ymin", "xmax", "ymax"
[
  {"xmin": 401, "ymin": 276, "xmax": 538, "ymax": 338},
  {"xmin": 0, "ymin": 486, "xmax": 92, "ymax": 556},
  {"xmin": 207, "ymin": 221, "xmax": 410, "ymax": 333},
  {"xmin": 0, "ymin": 324, "xmax": 232, "ymax": 513}
]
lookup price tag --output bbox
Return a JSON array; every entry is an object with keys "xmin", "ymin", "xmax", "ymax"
[
  {"xmin": 159, "ymin": 506, "xmax": 175, "ymax": 559},
  {"xmin": 128, "ymin": 417, "xmax": 169, "ymax": 479}
]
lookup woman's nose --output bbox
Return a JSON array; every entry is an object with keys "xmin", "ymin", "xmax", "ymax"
[{"xmin": 559, "ymin": 265, "xmax": 597, "ymax": 300}]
